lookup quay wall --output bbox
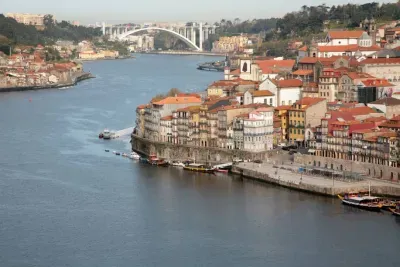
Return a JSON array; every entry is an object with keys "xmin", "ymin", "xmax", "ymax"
[
  {"xmin": 293, "ymin": 154, "xmax": 400, "ymax": 182},
  {"xmin": 232, "ymin": 165, "xmax": 400, "ymax": 197},
  {"xmin": 0, "ymin": 72, "xmax": 94, "ymax": 93},
  {"xmin": 131, "ymin": 134, "xmax": 283, "ymax": 163}
]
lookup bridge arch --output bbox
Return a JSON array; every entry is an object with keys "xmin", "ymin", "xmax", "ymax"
[{"xmin": 117, "ymin": 27, "xmax": 201, "ymax": 51}]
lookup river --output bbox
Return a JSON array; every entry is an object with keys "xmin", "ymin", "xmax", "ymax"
[{"xmin": 0, "ymin": 54, "xmax": 399, "ymax": 267}]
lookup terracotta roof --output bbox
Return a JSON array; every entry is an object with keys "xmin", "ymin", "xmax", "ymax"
[
  {"xmin": 137, "ymin": 104, "xmax": 149, "ymax": 109},
  {"xmin": 346, "ymin": 72, "xmax": 375, "ymax": 80},
  {"xmin": 361, "ymin": 79, "xmax": 393, "ymax": 87},
  {"xmin": 328, "ymin": 30, "xmax": 365, "ymax": 39},
  {"xmin": 152, "ymin": 96, "xmax": 202, "ymax": 105},
  {"xmin": 369, "ymin": 97, "xmax": 400, "ymax": 106},
  {"xmin": 292, "ymin": 69, "xmax": 313, "ymax": 76},
  {"xmin": 255, "ymin": 107, "xmax": 274, "ymax": 112},
  {"xmin": 230, "ymin": 69, "xmax": 240, "ymax": 75},
  {"xmin": 295, "ymin": 97, "xmax": 326, "ymax": 106},
  {"xmin": 317, "ymin": 44, "xmax": 381, "ymax": 52},
  {"xmin": 176, "ymin": 105, "xmax": 201, "ymax": 112},
  {"xmin": 298, "ymin": 46, "xmax": 308, "ymax": 52},
  {"xmin": 255, "ymin": 59, "xmax": 295, "ymax": 71},
  {"xmin": 209, "ymin": 80, "xmax": 238, "ymax": 87},
  {"xmin": 275, "ymin": 105, "xmax": 292, "ymax": 111},
  {"xmin": 160, "ymin": 115, "xmax": 173, "ymax": 121},
  {"xmin": 338, "ymin": 106, "xmax": 377, "ymax": 115},
  {"xmin": 359, "ymin": 57, "xmax": 400, "ymax": 65},
  {"xmin": 272, "ymin": 79, "xmax": 303, "ymax": 88},
  {"xmin": 298, "ymin": 57, "xmax": 320, "ymax": 64},
  {"xmin": 252, "ymin": 90, "xmax": 274, "ymax": 97}
]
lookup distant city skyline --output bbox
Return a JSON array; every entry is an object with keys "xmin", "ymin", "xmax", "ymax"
[{"xmin": 2, "ymin": 0, "xmax": 397, "ymax": 25}]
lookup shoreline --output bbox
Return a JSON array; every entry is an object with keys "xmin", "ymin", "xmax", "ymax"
[
  {"xmin": 137, "ymin": 51, "xmax": 225, "ymax": 56},
  {"xmin": 0, "ymin": 72, "xmax": 95, "ymax": 93},
  {"xmin": 232, "ymin": 162, "xmax": 400, "ymax": 198}
]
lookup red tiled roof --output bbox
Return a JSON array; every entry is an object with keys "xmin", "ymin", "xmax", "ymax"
[
  {"xmin": 328, "ymin": 30, "xmax": 365, "ymax": 39},
  {"xmin": 152, "ymin": 96, "xmax": 202, "ymax": 105},
  {"xmin": 359, "ymin": 57, "xmax": 400, "ymax": 65},
  {"xmin": 252, "ymin": 90, "xmax": 274, "ymax": 97},
  {"xmin": 317, "ymin": 44, "xmax": 381, "ymax": 52},
  {"xmin": 295, "ymin": 97, "xmax": 326, "ymax": 106},
  {"xmin": 272, "ymin": 79, "xmax": 303, "ymax": 88},
  {"xmin": 255, "ymin": 59, "xmax": 295, "ymax": 71},
  {"xmin": 298, "ymin": 46, "xmax": 308, "ymax": 52},
  {"xmin": 160, "ymin": 115, "xmax": 173, "ymax": 120},
  {"xmin": 338, "ymin": 106, "xmax": 377, "ymax": 115},
  {"xmin": 292, "ymin": 69, "xmax": 313, "ymax": 76},
  {"xmin": 361, "ymin": 79, "xmax": 394, "ymax": 87},
  {"xmin": 298, "ymin": 57, "xmax": 320, "ymax": 64},
  {"xmin": 346, "ymin": 72, "xmax": 375, "ymax": 80},
  {"xmin": 275, "ymin": 105, "xmax": 292, "ymax": 111}
]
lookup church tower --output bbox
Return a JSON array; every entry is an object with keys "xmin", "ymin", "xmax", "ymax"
[{"xmin": 361, "ymin": 18, "xmax": 377, "ymax": 45}]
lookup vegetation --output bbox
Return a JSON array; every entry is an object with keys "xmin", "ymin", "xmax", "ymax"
[
  {"xmin": 95, "ymin": 36, "xmax": 130, "ymax": 56},
  {"xmin": 0, "ymin": 14, "xmax": 101, "ymax": 46},
  {"xmin": 151, "ymin": 88, "xmax": 182, "ymax": 102},
  {"xmin": 276, "ymin": 2, "xmax": 400, "ymax": 38}
]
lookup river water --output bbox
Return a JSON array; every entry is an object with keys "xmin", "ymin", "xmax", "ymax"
[{"xmin": 0, "ymin": 54, "xmax": 399, "ymax": 267}]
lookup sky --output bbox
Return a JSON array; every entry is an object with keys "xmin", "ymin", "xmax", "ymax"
[{"xmin": 1, "ymin": 0, "xmax": 397, "ymax": 25}]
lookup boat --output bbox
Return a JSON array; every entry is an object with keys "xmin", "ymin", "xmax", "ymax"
[
  {"xmin": 352, "ymin": 190, "xmax": 396, "ymax": 210},
  {"xmin": 183, "ymin": 163, "xmax": 214, "ymax": 173},
  {"xmin": 112, "ymin": 151, "xmax": 117, "ymax": 154},
  {"xmin": 337, "ymin": 193, "xmax": 382, "ymax": 212},
  {"xmin": 99, "ymin": 133, "xmax": 104, "ymax": 139},
  {"xmin": 169, "ymin": 161, "xmax": 185, "ymax": 167},
  {"xmin": 154, "ymin": 159, "xmax": 169, "ymax": 167},
  {"xmin": 389, "ymin": 203, "xmax": 400, "ymax": 216},
  {"xmin": 129, "ymin": 152, "xmax": 140, "ymax": 160},
  {"xmin": 105, "ymin": 149, "xmax": 110, "ymax": 152},
  {"xmin": 103, "ymin": 129, "xmax": 111, "ymax": 140},
  {"xmin": 122, "ymin": 153, "xmax": 128, "ymax": 157},
  {"xmin": 115, "ymin": 152, "xmax": 121, "ymax": 156},
  {"xmin": 214, "ymin": 168, "xmax": 229, "ymax": 173}
]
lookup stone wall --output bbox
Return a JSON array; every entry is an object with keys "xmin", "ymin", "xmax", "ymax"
[
  {"xmin": 131, "ymin": 134, "xmax": 283, "ymax": 163},
  {"xmin": 294, "ymin": 154, "xmax": 400, "ymax": 182},
  {"xmin": 233, "ymin": 165, "xmax": 400, "ymax": 197}
]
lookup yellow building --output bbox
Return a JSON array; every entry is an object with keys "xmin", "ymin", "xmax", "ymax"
[
  {"xmin": 102, "ymin": 50, "xmax": 119, "ymax": 58},
  {"xmin": 78, "ymin": 50, "xmax": 105, "ymax": 60},
  {"xmin": 288, "ymin": 97, "xmax": 327, "ymax": 147},
  {"xmin": 274, "ymin": 105, "xmax": 291, "ymax": 142},
  {"xmin": 6, "ymin": 13, "xmax": 46, "ymax": 26}
]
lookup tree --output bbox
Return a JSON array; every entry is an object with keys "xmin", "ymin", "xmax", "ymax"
[{"xmin": 43, "ymin": 14, "xmax": 54, "ymax": 27}]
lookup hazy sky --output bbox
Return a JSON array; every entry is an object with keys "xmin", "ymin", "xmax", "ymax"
[{"xmin": 2, "ymin": 0, "xmax": 397, "ymax": 24}]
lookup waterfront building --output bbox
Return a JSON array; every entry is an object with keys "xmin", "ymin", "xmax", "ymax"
[
  {"xmin": 259, "ymin": 78, "xmax": 303, "ymax": 107},
  {"xmin": 135, "ymin": 104, "xmax": 148, "ymax": 137},
  {"xmin": 175, "ymin": 106, "xmax": 201, "ymax": 146},
  {"xmin": 144, "ymin": 96, "xmax": 202, "ymax": 141},
  {"xmin": 288, "ymin": 97, "xmax": 327, "ymax": 147},
  {"xmin": 274, "ymin": 105, "xmax": 292, "ymax": 142},
  {"xmin": 160, "ymin": 115, "xmax": 173, "ymax": 143}
]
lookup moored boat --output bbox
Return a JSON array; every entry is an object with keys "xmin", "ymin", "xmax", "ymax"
[
  {"xmin": 139, "ymin": 157, "xmax": 148, "ymax": 163},
  {"xmin": 99, "ymin": 133, "xmax": 104, "ymax": 139},
  {"xmin": 129, "ymin": 152, "xmax": 140, "ymax": 160},
  {"xmin": 122, "ymin": 153, "xmax": 128, "ymax": 157},
  {"xmin": 214, "ymin": 168, "xmax": 229, "ymax": 173},
  {"xmin": 337, "ymin": 193, "xmax": 382, "ymax": 212},
  {"xmin": 115, "ymin": 152, "xmax": 121, "ymax": 156},
  {"xmin": 103, "ymin": 129, "xmax": 111, "ymax": 140},
  {"xmin": 183, "ymin": 163, "xmax": 214, "ymax": 173}
]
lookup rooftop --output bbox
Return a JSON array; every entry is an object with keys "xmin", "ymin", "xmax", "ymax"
[
  {"xmin": 252, "ymin": 90, "xmax": 275, "ymax": 97},
  {"xmin": 152, "ymin": 96, "xmax": 202, "ymax": 105},
  {"xmin": 328, "ymin": 30, "xmax": 365, "ymax": 39},
  {"xmin": 369, "ymin": 97, "xmax": 400, "ymax": 106},
  {"xmin": 272, "ymin": 79, "xmax": 303, "ymax": 88}
]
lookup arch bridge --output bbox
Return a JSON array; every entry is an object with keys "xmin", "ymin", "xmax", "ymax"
[{"xmin": 102, "ymin": 22, "xmax": 216, "ymax": 51}]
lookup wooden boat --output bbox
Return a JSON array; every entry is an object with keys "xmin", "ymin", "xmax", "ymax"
[
  {"xmin": 337, "ymin": 193, "xmax": 382, "ymax": 212},
  {"xmin": 183, "ymin": 163, "xmax": 214, "ymax": 173},
  {"xmin": 349, "ymin": 191, "xmax": 396, "ymax": 210},
  {"xmin": 214, "ymin": 168, "xmax": 229, "ymax": 173},
  {"xmin": 389, "ymin": 203, "xmax": 400, "ymax": 216}
]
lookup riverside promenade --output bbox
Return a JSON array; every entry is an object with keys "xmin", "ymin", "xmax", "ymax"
[{"xmin": 233, "ymin": 161, "xmax": 400, "ymax": 197}]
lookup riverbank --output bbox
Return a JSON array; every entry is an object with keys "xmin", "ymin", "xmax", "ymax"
[
  {"xmin": 138, "ymin": 50, "xmax": 225, "ymax": 56},
  {"xmin": 78, "ymin": 55, "xmax": 134, "ymax": 62},
  {"xmin": 0, "ymin": 72, "xmax": 95, "ymax": 93},
  {"xmin": 232, "ymin": 162, "xmax": 400, "ymax": 198}
]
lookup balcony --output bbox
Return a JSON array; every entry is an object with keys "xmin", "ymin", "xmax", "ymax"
[{"xmin": 289, "ymin": 124, "xmax": 305, "ymax": 129}]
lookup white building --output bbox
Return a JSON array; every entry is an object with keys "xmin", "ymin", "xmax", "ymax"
[
  {"xmin": 243, "ymin": 89, "xmax": 275, "ymax": 106},
  {"xmin": 242, "ymin": 107, "xmax": 274, "ymax": 151},
  {"xmin": 259, "ymin": 78, "xmax": 302, "ymax": 107},
  {"xmin": 160, "ymin": 115, "xmax": 173, "ymax": 143}
]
